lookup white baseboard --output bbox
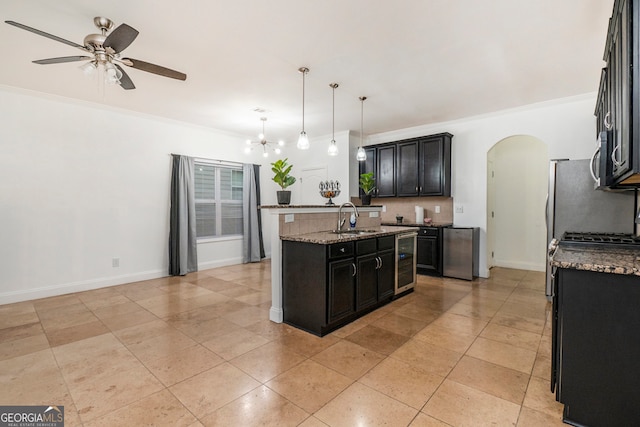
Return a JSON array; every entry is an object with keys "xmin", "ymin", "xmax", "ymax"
[
  {"xmin": 493, "ymin": 259, "xmax": 546, "ymax": 272},
  {"xmin": 1, "ymin": 256, "xmax": 267, "ymax": 306},
  {"xmin": 198, "ymin": 257, "xmax": 243, "ymax": 270},
  {"xmin": 0, "ymin": 269, "xmax": 166, "ymax": 306}
]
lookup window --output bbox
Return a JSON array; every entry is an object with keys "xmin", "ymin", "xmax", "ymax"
[{"xmin": 194, "ymin": 162, "xmax": 243, "ymax": 238}]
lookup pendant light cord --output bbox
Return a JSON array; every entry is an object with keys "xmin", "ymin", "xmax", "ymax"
[
  {"xmin": 360, "ymin": 96, "xmax": 367, "ymax": 146},
  {"xmin": 301, "ymin": 69, "xmax": 307, "ymax": 132},
  {"xmin": 332, "ymin": 84, "xmax": 336, "ymax": 140}
]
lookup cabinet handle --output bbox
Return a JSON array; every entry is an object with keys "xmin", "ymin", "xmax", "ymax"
[
  {"xmin": 415, "ymin": 186, "xmax": 418, "ymax": 192},
  {"xmin": 340, "ymin": 247, "xmax": 345, "ymax": 253},
  {"xmin": 352, "ymin": 263, "xmax": 357, "ymax": 277},
  {"xmin": 611, "ymin": 142, "xmax": 622, "ymax": 167},
  {"xmin": 604, "ymin": 112, "xmax": 612, "ymax": 130},
  {"xmin": 589, "ymin": 145, "xmax": 600, "ymax": 183},
  {"xmin": 378, "ymin": 256, "xmax": 383, "ymax": 269}
]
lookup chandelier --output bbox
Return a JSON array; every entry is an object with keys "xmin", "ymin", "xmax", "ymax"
[{"xmin": 244, "ymin": 117, "xmax": 284, "ymax": 157}]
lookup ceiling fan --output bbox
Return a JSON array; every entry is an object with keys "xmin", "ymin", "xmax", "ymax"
[{"xmin": 5, "ymin": 16, "xmax": 187, "ymax": 90}]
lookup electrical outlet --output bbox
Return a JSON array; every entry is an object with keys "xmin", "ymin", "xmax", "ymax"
[
  {"xmin": 382, "ymin": 205, "xmax": 386, "ymax": 212},
  {"xmin": 455, "ymin": 205, "xmax": 464, "ymax": 213},
  {"xmin": 435, "ymin": 205, "xmax": 441, "ymax": 214},
  {"xmin": 284, "ymin": 214, "xmax": 294, "ymax": 223},
  {"xmin": 112, "ymin": 257, "xmax": 120, "ymax": 268}
]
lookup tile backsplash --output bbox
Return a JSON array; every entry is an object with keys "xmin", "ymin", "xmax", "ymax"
[
  {"xmin": 279, "ymin": 211, "xmax": 382, "ymax": 236},
  {"xmin": 352, "ymin": 196, "xmax": 454, "ymax": 225}
]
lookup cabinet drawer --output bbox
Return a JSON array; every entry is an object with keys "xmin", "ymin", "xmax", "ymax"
[
  {"xmin": 356, "ymin": 238, "xmax": 377, "ymax": 255},
  {"xmin": 419, "ymin": 227, "xmax": 439, "ymax": 237},
  {"xmin": 378, "ymin": 235, "xmax": 395, "ymax": 251},
  {"xmin": 329, "ymin": 242, "xmax": 354, "ymax": 259}
]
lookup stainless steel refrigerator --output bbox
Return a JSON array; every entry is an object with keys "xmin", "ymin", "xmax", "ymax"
[{"xmin": 545, "ymin": 159, "xmax": 636, "ymax": 297}]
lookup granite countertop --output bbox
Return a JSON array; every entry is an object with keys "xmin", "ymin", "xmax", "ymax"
[
  {"xmin": 550, "ymin": 245, "xmax": 640, "ymax": 276},
  {"xmin": 281, "ymin": 226, "xmax": 417, "ymax": 244},
  {"xmin": 261, "ymin": 204, "xmax": 383, "ymax": 209},
  {"xmin": 381, "ymin": 221, "xmax": 453, "ymax": 228}
]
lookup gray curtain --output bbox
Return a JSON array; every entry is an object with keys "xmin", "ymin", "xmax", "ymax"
[
  {"xmin": 243, "ymin": 163, "xmax": 265, "ymax": 263},
  {"xmin": 169, "ymin": 155, "xmax": 198, "ymax": 275}
]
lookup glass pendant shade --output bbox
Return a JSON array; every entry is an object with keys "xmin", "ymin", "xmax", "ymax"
[
  {"xmin": 297, "ymin": 131, "xmax": 310, "ymax": 149},
  {"xmin": 328, "ymin": 140, "xmax": 339, "ymax": 156},
  {"xmin": 356, "ymin": 146, "xmax": 367, "ymax": 161}
]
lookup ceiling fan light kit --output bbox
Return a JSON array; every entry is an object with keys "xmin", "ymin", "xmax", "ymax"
[{"xmin": 5, "ymin": 17, "xmax": 187, "ymax": 90}]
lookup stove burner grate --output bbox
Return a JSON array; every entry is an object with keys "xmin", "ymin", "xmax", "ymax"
[{"xmin": 560, "ymin": 232, "xmax": 640, "ymax": 249}]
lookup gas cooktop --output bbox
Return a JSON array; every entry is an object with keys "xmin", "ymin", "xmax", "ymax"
[{"xmin": 560, "ymin": 232, "xmax": 640, "ymax": 249}]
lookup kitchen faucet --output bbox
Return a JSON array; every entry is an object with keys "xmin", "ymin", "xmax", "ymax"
[{"xmin": 337, "ymin": 202, "xmax": 359, "ymax": 231}]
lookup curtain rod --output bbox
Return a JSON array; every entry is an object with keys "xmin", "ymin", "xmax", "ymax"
[{"xmin": 170, "ymin": 153, "xmax": 246, "ymax": 167}]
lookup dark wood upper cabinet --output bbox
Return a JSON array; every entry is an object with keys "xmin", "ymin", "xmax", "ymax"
[
  {"xmin": 396, "ymin": 141, "xmax": 420, "ymax": 196},
  {"xmin": 359, "ymin": 132, "xmax": 452, "ymax": 198},
  {"xmin": 396, "ymin": 133, "xmax": 452, "ymax": 197},
  {"xmin": 419, "ymin": 134, "xmax": 451, "ymax": 196},
  {"xmin": 376, "ymin": 145, "xmax": 396, "ymax": 197},
  {"xmin": 597, "ymin": 0, "xmax": 640, "ymax": 187}
]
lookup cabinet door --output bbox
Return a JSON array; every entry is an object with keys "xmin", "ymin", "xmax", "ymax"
[
  {"xmin": 356, "ymin": 253, "xmax": 378, "ymax": 311},
  {"xmin": 328, "ymin": 258, "xmax": 356, "ymax": 324},
  {"xmin": 417, "ymin": 236, "xmax": 439, "ymax": 274},
  {"xmin": 377, "ymin": 249, "xmax": 395, "ymax": 300},
  {"xmin": 376, "ymin": 145, "xmax": 396, "ymax": 197},
  {"xmin": 359, "ymin": 147, "xmax": 377, "ymax": 197},
  {"xmin": 396, "ymin": 141, "xmax": 419, "ymax": 196},
  {"xmin": 419, "ymin": 137, "xmax": 451, "ymax": 196},
  {"xmin": 610, "ymin": 0, "xmax": 631, "ymax": 180}
]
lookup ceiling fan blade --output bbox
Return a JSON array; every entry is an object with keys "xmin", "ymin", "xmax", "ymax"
[
  {"xmin": 114, "ymin": 64, "xmax": 135, "ymax": 90},
  {"xmin": 122, "ymin": 58, "xmax": 187, "ymax": 81},
  {"xmin": 104, "ymin": 23, "xmax": 139, "ymax": 53},
  {"xmin": 32, "ymin": 56, "xmax": 92, "ymax": 65},
  {"xmin": 5, "ymin": 20, "xmax": 87, "ymax": 52}
]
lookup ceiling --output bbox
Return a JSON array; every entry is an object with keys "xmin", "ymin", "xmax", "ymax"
[{"xmin": 0, "ymin": 0, "xmax": 614, "ymax": 145}]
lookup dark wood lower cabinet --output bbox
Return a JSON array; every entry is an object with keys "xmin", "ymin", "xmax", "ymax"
[
  {"xmin": 416, "ymin": 227, "xmax": 442, "ymax": 276},
  {"xmin": 356, "ymin": 253, "xmax": 378, "ymax": 312},
  {"xmin": 552, "ymin": 268, "xmax": 640, "ymax": 426},
  {"xmin": 377, "ymin": 250, "xmax": 395, "ymax": 299},
  {"xmin": 328, "ymin": 258, "xmax": 356, "ymax": 324},
  {"xmin": 283, "ymin": 237, "xmax": 396, "ymax": 336}
]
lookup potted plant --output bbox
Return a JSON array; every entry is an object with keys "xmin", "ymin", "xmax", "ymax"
[
  {"xmin": 271, "ymin": 158, "xmax": 296, "ymax": 205},
  {"xmin": 359, "ymin": 172, "xmax": 376, "ymax": 205}
]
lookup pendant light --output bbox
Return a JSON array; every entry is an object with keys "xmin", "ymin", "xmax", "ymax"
[
  {"xmin": 297, "ymin": 67, "xmax": 310, "ymax": 150},
  {"xmin": 356, "ymin": 96, "xmax": 367, "ymax": 161},
  {"xmin": 328, "ymin": 83, "xmax": 339, "ymax": 156}
]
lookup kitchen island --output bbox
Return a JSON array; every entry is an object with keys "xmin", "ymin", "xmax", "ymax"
[
  {"xmin": 549, "ymin": 244, "xmax": 640, "ymax": 426},
  {"xmin": 281, "ymin": 225, "xmax": 415, "ymax": 336},
  {"xmin": 260, "ymin": 204, "xmax": 416, "ymax": 332}
]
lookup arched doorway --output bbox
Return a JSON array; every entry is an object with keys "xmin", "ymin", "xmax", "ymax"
[{"xmin": 487, "ymin": 135, "xmax": 548, "ymax": 272}]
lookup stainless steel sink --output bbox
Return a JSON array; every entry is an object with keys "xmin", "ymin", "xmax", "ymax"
[{"xmin": 329, "ymin": 229, "xmax": 379, "ymax": 235}]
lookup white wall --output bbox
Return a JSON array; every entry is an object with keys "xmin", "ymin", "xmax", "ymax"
[
  {"xmin": 367, "ymin": 93, "xmax": 597, "ymax": 277},
  {"xmin": 261, "ymin": 130, "xmax": 352, "ymax": 207},
  {"xmin": 0, "ymin": 84, "xmax": 597, "ymax": 303},
  {"xmin": 489, "ymin": 136, "xmax": 549, "ymax": 271},
  {"xmin": 0, "ymin": 86, "xmax": 261, "ymax": 304}
]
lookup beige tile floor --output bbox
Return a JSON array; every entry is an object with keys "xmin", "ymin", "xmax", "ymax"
[{"xmin": 0, "ymin": 262, "xmax": 565, "ymax": 426}]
